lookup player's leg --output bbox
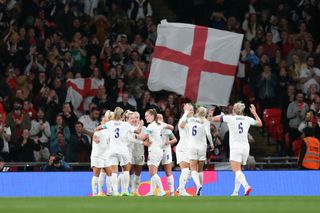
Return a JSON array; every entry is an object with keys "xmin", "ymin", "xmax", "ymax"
[
  {"xmin": 198, "ymin": 160, "xmax": 205, "ymax": 187},
  {"xmin": 163, "ymin": 163, "xmax": 174, "ymax": 196},
  {"xmin": 92, "ymin": 167, "xmax": 100, "ymax": 196},
  {"xmin": 121, "ymin": 163, "xmax": 131, "ymax": 195},
  {"xmin": 230, "ymin": 160, "xmax": 250, "ymax": 195},
  {"xmin": 147, "ymin": 152, "xmax": 165, "ymax": 196},
  {"xmin": 133, "ymin": 164, "xmax": 143, "ymax": 194},
  {"xmin": 241, "ymin": 149, "xmax": 251, "ymax": 196},
  {"xmin": 190, "ymin": 159, "xmax": 201, "ymax": 195},
  {"xmin": 104, "ymin": 166, "xmax": 113, "ymax": 195},
  {"xmin": 98, "ymin": 169, "xmax": 106, "ymax": 196},
  {"xmin": 162, "ymin": 148, "xmax": 174, "ymax": 196},
  {"xmin": 178, "ymin": 161, "xmax": 190, "ymax": 196}
]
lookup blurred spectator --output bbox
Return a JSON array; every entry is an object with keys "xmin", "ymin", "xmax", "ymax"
[
  {"xmin": 78, "ymin": 107, "xmax": 99, "ymax": 141},
  {"xmin": 50, "ymin": 114, "xmax": 71, "ymax": 151},
  {"xmin": 5, "ymin": 98, "xmax": 31, "ymax": 144},
  {"xmin": 128, "ymin": 0, "xmax": 153, "ymax": 21},
  {"xmin": 300, "ymin": 56, "xmax": 320, "ymax": 94},
  {"xmin": 91, "ymin": 85, "xmax": 115, "ymax": 111},
  {"xmin": 298, "ymin": 111, "xmax": 314, "ymax": 133},
  {"xmin": 116, "ymin": 91, "xmax": 136, "ymax": 111},
  {"xmin": 256, "ymin": 64, "xmax": 278, "ymax": 114},
  {"xmin": 69, "ymin": 122, "xmax": 91, "ymax": 162},
  {"xmin": 0, "ymin": 112, "xmax": 11, "ymax": 162},
  {"xmin": 262, "ymin": 32, "xmax": 279, "ymax": 59},
  {"xmin": 62, "ymin": 102, "xmax": 78, "ymax": 134},
  {"xmin": 287, "ymin": 91, "xmax": 309, "ymax": 155},
  {"xmin": 137, "ymin": 90, "xmax": 159, "ymax": 120},
  {"xmin": 29, "ymin": 107, "xmax": 51, "ymax": 162},
  {"xmin": 51, "ymin": 132, "xmax": 70, "ymax": 162},
  {"xmin": 13, "ymin": 128, "xmax": 40, "ymax": 162},
  {"xmin": 23, "ymin": 99, "xmax": 36, "ymax": 120}
]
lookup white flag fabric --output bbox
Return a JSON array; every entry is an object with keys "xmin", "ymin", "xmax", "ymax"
[
  {"xmin": 65, "ymin": 78, "xmax": 104, "ymax": 117},
  {"xmin": 148, "ymin": 20, "xmax": 243, "ymax": 106}
]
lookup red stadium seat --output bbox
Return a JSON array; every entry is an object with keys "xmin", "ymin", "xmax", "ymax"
[{"xmin": 263, "ymin": 108, "xmax": 282, "ymax": 145}]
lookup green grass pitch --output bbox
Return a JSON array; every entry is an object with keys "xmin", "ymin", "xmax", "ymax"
[{"xmin": 0, "ymin": 197, "xmax": 319, "ymax": 213}]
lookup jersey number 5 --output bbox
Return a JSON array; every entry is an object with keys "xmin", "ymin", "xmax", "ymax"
[
  {"xmin": 238, "ymin": 122, "xmax": 243, "ymax": 134},
  {"xmin": 192, "ymin": 125, "xmax": 197, "ymax": 136},
  {"xmin": 115, "ymin": 128, "xmax": 120, "ymax": 138}
]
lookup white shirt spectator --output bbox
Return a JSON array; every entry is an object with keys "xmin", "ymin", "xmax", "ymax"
[
  {"xmin": 78, "ymin": 114, "xmax": 99, "ymax": 142},
  {"xmin": 300, "ymin": 66, "xmax": 320, "ymax": 94},
  {"xmin": 0, "ymin": 124, "xmax": 11, "ymax": 153}
]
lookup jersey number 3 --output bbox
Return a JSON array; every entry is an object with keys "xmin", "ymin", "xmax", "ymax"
[
  {"xmin": 238, "ymin": 122, "xmax": 243, "ymax": 134},
  {"xmin": 114, "ymin": 128, "xmax": 120, "ymax": 138}
]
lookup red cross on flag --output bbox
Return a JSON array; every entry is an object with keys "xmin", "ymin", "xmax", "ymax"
[
  {"xmin": 65, "ymin": 78, "xmax": 104, "ymax": 116},
  {"xmin": 148, "ymin": 20, "xmax": 243, "ymax": 106}
]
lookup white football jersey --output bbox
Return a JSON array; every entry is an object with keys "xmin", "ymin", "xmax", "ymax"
[
  {"xmin": 161, "ymin": 128, "xmax": 174, "ymax": 149},
  {"xmin": 91, "ymin": 129, "xmax": 110, "ymax": 158},
  {"xmin": 222, "ymin": 115, "xmax": 256, "ymax": 149},
  {"xmin": 146, "ymin": 121, "xmax": 166, "ymax": 152},
  {"xmin": 186, "ymin": 117, "xmax": 212, "ymax": 148},
  {"xmin": 105, "ymin": 120, "xmax": 135, "ymax": 152},
  {"xmin": 177, "ymin": 119, "xmax": 189, "ymax": 150}
]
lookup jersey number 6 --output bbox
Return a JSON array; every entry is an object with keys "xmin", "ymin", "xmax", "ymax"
[{"xmin": 192, "ymin": 125, "xmax": 197, "ymax": 136}]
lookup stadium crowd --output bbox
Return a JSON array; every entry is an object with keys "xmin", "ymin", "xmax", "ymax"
[{"xmin": 0, "ymin": 0, "xmax": 320, "ymax": 171}]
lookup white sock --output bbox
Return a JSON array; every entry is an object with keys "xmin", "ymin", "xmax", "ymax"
[
  {"xmin": 98, "ymin": 172, "xmax": 106, "ymax": 194},
  {"xmin": 235, "ymin": 171, "xmax": 249, "ymax": 190},
  {"xmin": 167, "ymin": 175, "xmax": 174, "ymax": 193},
  {"xmin": 122, "ymin": 171, "xmax": 130, "ymax": 194},
  {"xmin": 149, "ymin": 175, "xmax": 157, "ymax": 194},
  {"xmin": 130, "ymin": 174, "xmax": 135, "ymax": 192},
  {"xmin": 91, "ymin": 176, "xmax": 98, "ymax": 195},
  {"xmin": 111, "ymin": 173, "xmax": 118, "ymax": 194},
  {"xmin": 118, "ymin": 173, "xmax": 124, "ymax": 193},
  {"xmin": 187, "ymin": 170, "xmax": 191, "ymax": 181},
  {"xmin": 154, "ymin": 174, "xmax": 165, "ymax": 193},
  {"xmin": 199, "ymin": 172, "xmax": 204, "ymax": 185},
  {"xmin": 133, "ymin": 175, "xmax": 140, "ymax": 193},
  {"xmin": 106, "ymin": 175, "xmax": 113, "ymax": 194},
  {"xmin": 233, "ymin": 175, "xmax": 241, "ymax": 194},
  {"xmin": 191, "ymin": 171, "xmax": 201, "ymax": 188},
  {"xmin": 179, "ymin": 168, "xmax": 189, "ymax": 191}
]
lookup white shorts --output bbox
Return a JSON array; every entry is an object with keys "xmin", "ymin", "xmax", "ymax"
[
  {"xmin": 176, "ymin": 148, "xmax": 189, "ymax": 164},
  {"xmin": 161, "ymin": 146, "xmax": 172, "ymax": 165},
  {"xmin": 188, "ymin": 146, "xmax": 206, "ymax": 161},
  {"xmin": 229, "ymin": 147, "xmax": 249, "ymax": 165},
  {"xmin": 131, "ymin": 154, "xmax": 145, "ymax": 166},
  {"xmin": 108, "ymin": 152, "xmax": 131, "ymax": 166},
  {"xmin": 147, "ymin": 150, "xmax": 162, "ymax": 167},
  {"xmin": 91, "ymin": 157, "xmax": 110, "ymax": 168}
]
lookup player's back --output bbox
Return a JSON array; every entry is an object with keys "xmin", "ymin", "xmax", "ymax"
[
  {"xmin": 187, "ymin": 117, "xmax": 207, "ymax": 148},
  {"xmin": 91, "ymin": 129, "xmax": 110, "ymax": 158},
  {"xmin": 106, "ymin": 120, "xmax": 133, "ymax": 152},
  {"xmin": 223, "ymin": 115, "xmax": 255, "ymax": 149},
  {"xmin": 177, "ymin": 119, "xmax": 189, "ymax": 150}
]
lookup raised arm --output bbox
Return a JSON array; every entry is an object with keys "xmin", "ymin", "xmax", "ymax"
[
  {"xmin": 249, "ymin": 104, "xmax": 262, "ymax": 127},
  {"xmin": 204, "ymin": 120, "xmax": 214, "ymax": 150}
]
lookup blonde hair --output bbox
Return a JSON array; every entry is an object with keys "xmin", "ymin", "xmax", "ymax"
[
  {"xmin": 233, "ymin": 102, "xmax": 245, "ymax": 115},
  {"xmin": 113, "ymin": 107, "xmax": 124, "ymax": 121},
  {"xmin": 104, "ymin": 110, "xmax": 113, "ymax": 121},
  {"xmin": 157, "ymin": 114, "xmax": 164, "ymax": 122},
  {"xmin": 196, "ymin": 107, "xmax": 207, "ymax": 118}
]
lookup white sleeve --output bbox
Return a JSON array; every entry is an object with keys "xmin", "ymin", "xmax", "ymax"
[
  {"xmin": 222, "ymin": 115, "xmax": 231, "ymax": 123},
  {"xmin": 205, "ymin": 121, "xmax": 214, "ymax": 147},
  {"xmin": 246, "ymin": 117, "xmax": 257, "ymax": 126}
]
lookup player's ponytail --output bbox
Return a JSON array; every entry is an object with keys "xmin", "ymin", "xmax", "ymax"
[
  {"xmin": 113, "ymin": 107, "xmax": 124, "ymax": 121},
  {"xmin": 233, "ymin": 102, "xmax": 245, "ymax": 115},
  {"xmin": 196, "ymin": 107, "xmax": 207, "ymax": 120}
]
